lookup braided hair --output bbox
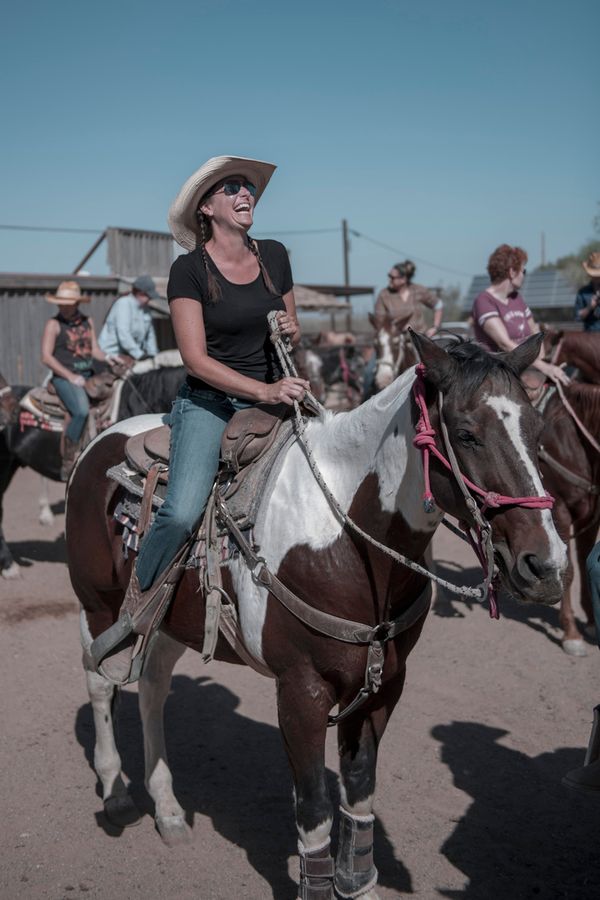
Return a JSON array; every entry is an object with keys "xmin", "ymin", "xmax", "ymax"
[{"xmin": 196, "ymin": 211, "xmax": 278, "ymax": 304}]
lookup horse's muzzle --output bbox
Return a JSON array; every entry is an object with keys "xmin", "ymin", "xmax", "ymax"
[{"xmin": 494, "ymin": 542, "xmax": 564, "ymax": 605}]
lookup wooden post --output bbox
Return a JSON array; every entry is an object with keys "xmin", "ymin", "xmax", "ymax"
[{"xmin": 342, "ymin": 219, "xmax": 351, "ymax": 334}]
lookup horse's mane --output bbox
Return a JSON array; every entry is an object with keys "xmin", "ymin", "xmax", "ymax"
[{"xmin": 445, "ymin": 340, "xmax": 517, "ymax": 396}]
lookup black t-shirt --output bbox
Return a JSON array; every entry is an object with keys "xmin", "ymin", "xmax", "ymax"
[{"xmin": 167, "ymin": 239, "xmax": 292, "ymax": 392}]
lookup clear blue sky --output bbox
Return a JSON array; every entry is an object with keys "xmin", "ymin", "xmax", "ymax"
[{"xmin": 1, "ymin": 0, "xmax": 598, "ymax": 304}]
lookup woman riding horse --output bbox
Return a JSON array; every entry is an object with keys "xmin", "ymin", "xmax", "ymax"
[
  {"xmin": 125, "ymin": 155, "xmax": 308, "ymax": 608},
  {"xmin": 364, "ymin": 260, "xmax": 444, "ymax": 397},
  {"xmin": 40, "ymin": 281, "xmax": 109, "ymax": 479},
  {"xmin": 472, "ymin": 244, "xmax": 570, "ymax": 386}
]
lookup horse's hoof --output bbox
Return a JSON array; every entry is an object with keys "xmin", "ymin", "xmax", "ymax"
[
  {"xmin": 103, "ymin": 793, "xmax": 141, "ymax": 828},
  {"xmin": 562, "ymin": 639, "xmax": 587, "ymax": 657},
  {"xmin": 1, "ymin": 562, "xmax": 21, "ymax": 580},
  {"xmin": 155, "ymin": 814, "xmax": 192, "ymax": 847}
]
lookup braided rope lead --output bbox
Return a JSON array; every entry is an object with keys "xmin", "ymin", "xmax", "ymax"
[{"xmin": 267, "ymin": 313, "xmax": 486, "ymax": 601}]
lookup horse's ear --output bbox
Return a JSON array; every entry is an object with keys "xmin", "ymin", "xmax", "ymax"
[
  {"xmin": 498, "ymin": 333, "xmax": 544, "ymax": 375},
  {"xmin": 410, "ymin": 329, "xmax": 458, "ymax": 392}
]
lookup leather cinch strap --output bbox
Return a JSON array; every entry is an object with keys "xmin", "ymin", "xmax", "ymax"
[{"xmin": 215, "ymin": 493, "xmax": 431, "ymax": 726}]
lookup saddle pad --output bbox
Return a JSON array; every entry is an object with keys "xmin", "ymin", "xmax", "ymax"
[{"xmin": 19, "ymin": 388, "xmax": 65, "ymax": 422}]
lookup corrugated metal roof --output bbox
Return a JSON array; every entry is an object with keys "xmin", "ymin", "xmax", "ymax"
[{"xmin": 462, "ymin": 269, "xmax": 576, "ymax": 313}]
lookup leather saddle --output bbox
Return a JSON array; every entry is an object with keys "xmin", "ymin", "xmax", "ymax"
[
  {"xmin": 126, "ymin": 403, "xmax": 290, "ymax": 478},
  {"xmin": 20, "ymin": 371, "xmax": 118, "ymax": 422},
  {"xmin": 124, "ymin": 403, "xmax": 294, "ymax": 528}
]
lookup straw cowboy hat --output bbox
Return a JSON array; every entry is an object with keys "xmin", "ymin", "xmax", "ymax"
[
  {"xmin": 582, "ymin": 251, "xmax": 600, "ymax": 278},
  {"xmin": 168, "ymin": 155, "xmax": 276, "ymax": 251},
  {"xmin": 45, "ymin": 281, "xmax": 91, "ymax": 305}
]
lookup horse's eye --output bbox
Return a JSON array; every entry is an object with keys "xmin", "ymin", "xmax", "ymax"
[{"xmin": 457, "ymin": 430, "xmax": 478, "ymax": 447}]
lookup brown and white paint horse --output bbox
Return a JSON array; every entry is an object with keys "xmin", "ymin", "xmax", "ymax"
[
  {"xmin": 66, "ymin": 334, "xmax": 565, "ymax": 899},
  {"xmin": 539, "ymin": 381, "xmax": 600, "ymax": 655}
]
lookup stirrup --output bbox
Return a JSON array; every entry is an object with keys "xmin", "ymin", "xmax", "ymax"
[
  {"xmin": 90, "ymin": 560, "xmax": 185, "ymax": 685},
  {"xmin": 90, "ymin": 611, "xmax": 145, "ymax": 685}
]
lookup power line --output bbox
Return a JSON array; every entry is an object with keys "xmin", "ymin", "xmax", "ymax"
[
  {"xmin": 253, "ymin": 228, "xmax": 340, "ymax": 236},
  {"xmin": 0, "ymin": 223, "xmax": 102, "ymax": 235},
  {"xmin": 349, "ymin": 229, "xmax": 473, "ymax": 279}
]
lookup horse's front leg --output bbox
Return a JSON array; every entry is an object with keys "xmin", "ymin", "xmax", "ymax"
[
  {"xmin": 138, "ymin": 631, "xmax": 189, "ymax": 846},
  {"xmin": 277, "ymin": 669, "xmax": 336, "ymax": 900},
  {"xmin": 559, "ymin": 542, "xmax": 587, "ymax": 656},
  {"xmin": 0, "ymin": 455, "xmax": 20, "ymax": 578},
  {"xmin": 575, "ymin": 527, "xmax": 598, "ymax": 636},
  {"xmin": 335, "ymin": 671, "xmax": 405, "ymax": 900},
  {"xmin": 38, "ymin": 475, "xmax": 55, "ymax": 526},
  {"xmin": 80, "ymin": 612, "xmax": 140, "ymax": 826}
]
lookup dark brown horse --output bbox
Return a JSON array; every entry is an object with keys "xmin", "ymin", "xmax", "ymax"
[
  {"xmin": 66, "ymin": 334, "xmax": 566, "ymax": 899},
  {"xmin": 538, "ymin": 381, "xmax": 600, "ymax": 655},
  {"xmin": 542, "ymin": 328, "xmax": 600, "ymax": 383},
  {"xmin": 0, "ymin": 367, "xmax": 184, "ymax": 578}
]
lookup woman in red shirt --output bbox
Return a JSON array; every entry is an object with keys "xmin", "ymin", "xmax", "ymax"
[{"xmin": 472, "ymin": 244, "xmax": 569, "ymax": 385}]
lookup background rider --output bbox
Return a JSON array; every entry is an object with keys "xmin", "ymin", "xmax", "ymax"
[
  {"xmin": 472, "ymin": 244, "xmax": 569, "ymax": 386},
  {"xmin": 574, "ymin": 250, "xmax": 600, "ymax": 333},
  {"xmin": 98, "ymin": 274, "xmax": 160, "ymax": 361},
  {"xmin": 40, "ymin": 280, "xmax": 108, "ymax": 479}
]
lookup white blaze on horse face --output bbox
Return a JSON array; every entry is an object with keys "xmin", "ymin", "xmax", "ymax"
[
  {"xmin": 375, "ymin": 331, "xmax": 394, "ymax": 390},
  {"xmin": 485, "ymin": 394, "xmax": 565, "ymax": 565}
]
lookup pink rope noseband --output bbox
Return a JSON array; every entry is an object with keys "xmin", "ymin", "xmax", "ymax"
[
  {"xmin": 412, "ymin": 365, "xmax": 554, "ymax": 513},
  {"xmin": 412, "ymin": 364, "xmax": 554, "ymax": 618}
]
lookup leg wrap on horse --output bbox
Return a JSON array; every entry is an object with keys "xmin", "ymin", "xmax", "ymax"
[
  {"xmin": 298, "ymin": 838, "xmax": 335, "ymax": 899},
  {"xmin": 335, "ymin": 808, "xmax": 378, "ymax": 898}
]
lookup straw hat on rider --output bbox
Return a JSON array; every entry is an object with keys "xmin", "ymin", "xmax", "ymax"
[
  {"xmin": 45, "ymin": 281, "xmax": 91, "ymax": 306},
  {"xmin": 168, "ymin": 155, "xmax": 276, "ymax": 251},
  {"xmin": 582, "ymin": 251, "xmax": 600, "ymax": 278}
]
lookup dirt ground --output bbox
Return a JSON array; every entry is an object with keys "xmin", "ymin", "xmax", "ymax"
[{"xmin": 2, "ymin": 467, "xmax": 600, "ymax": 900}]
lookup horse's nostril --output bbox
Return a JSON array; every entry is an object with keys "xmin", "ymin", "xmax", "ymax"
[{"xmin": 517, "ymin": 552, "xmax": 544, "ymax": 582}]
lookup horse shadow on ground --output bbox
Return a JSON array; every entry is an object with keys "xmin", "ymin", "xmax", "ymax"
[
  {"xmin": 7, "ymin": 534, "xmax": 67, "ymax": 566},
  {"xmin": 75, "ymin": 675, "xmax": 412, "ymax": 899},
  {"xmin": 431, "ymin": 720, "xmax": 600, "ymax": 899},
  {"xmin": 433, "ymin": 558, "xmax": 595, "ymax": 650}
]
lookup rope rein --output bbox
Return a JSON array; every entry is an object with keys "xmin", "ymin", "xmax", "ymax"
[{"xmin": 269, "ymin": 315, "xmax": 487, "ymax": 604}]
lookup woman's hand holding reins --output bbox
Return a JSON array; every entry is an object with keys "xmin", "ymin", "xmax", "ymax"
[
  {"xmin": 536, "ymin": 359, "xmax": 571, "ymax": 387},
  {"xmin": 70, "ymin": 374, "xmax": 86, "ymax": 388},
  {"xmin": 275, "ymin": 310, "xmax": 300, "ymax": 343},
  {"xmin": 262, "ymin": 377, "xmax": 309, "ymax": 406}
]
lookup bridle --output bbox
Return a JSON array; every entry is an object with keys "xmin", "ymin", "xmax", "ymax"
[{"xmin": 411, "ymin": 364, "xmax": 554, "ymax": 617}]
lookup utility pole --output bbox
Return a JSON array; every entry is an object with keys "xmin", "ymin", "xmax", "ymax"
[
  {"xmin": 541, "ymin": 231, "xmax": 546, "ymax": 267},
  {"xmin": 342, "ymin": 219, "xmax": 351, "ymax": 331}
]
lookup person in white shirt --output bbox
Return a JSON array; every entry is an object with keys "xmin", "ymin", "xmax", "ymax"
[{"xmin": 98, "ymin": 274, "xmax": 159, "ymax": 360}]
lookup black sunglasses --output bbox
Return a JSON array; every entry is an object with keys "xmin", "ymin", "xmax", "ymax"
[{"xmin": 213, "ymin": 179, "xmax": 257, "ymax": 198}]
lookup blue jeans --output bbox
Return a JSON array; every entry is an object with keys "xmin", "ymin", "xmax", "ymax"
[
  {"xmin": 52, "ymin": 376, "xmax": 90, "ymax": 442},
  {"xmin": 135, "ymin": 383, "xmax": 254, "ymax": 590},
  {"xmin": 586, "ymin": 542, "xmax": 600, "ymax": 649}
]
